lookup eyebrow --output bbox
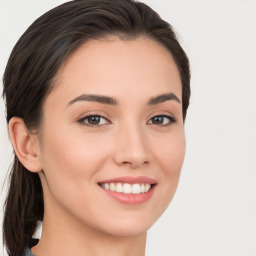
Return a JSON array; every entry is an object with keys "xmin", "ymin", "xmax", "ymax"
[
  {"xmin": 148, "ymin": 93, "xmax": 181, "ymax": 105},
  {"xmin": 67, "ymin": 92, "xmax": 181, "ymax": 106}
]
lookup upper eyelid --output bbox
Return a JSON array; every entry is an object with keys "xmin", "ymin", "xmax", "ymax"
[
  {"xmin": 78, "ymin": 112, "xmax": 175, "ymax": 120},
  {"xmin": 77, "ymin": 111, "xmax": 111, "ymax": 120},
  {"xmin": 147, "ymin": 111, "xmax": 176, "ymax": 121}
]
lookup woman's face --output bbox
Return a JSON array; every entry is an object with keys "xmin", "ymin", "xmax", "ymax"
[{"xmin": 37, "ymin": 36, "xmax": 185, "ymax": 237}]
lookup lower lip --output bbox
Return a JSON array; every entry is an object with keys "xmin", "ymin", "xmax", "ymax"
[{"xmin": 100, "ymin": 185, "xmax": 156, "ymax": 204}]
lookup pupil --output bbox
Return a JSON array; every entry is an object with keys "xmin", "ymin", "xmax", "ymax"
[
  {"xmin": 88, "ymin": 116, "xmax": 100, "ymax": 124},
  {"xmin": 153, "ymin": 116, "xmax": 163, "ymax": 124}
]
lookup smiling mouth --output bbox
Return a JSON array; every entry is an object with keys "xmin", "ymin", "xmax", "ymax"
[
  {"xmin": 98, "ymin": 182, "xmax": 155, "ymax": 194},
  {"xmin": 97, "ymin": 176, "xmax": 157, "ymax": 204}
]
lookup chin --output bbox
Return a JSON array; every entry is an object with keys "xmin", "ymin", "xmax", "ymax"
[
  {"xmin": 101, "ymin": 223, "xmax": 149, "ymax": 237},
  {"xmin": 90, "ymin": 212, "xmax": 157, "ymax": 237}
]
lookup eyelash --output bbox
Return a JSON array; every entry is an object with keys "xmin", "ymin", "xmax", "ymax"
[{"xmin": 78, "ymin": 114, "xmax": 176, "ymax": 128}]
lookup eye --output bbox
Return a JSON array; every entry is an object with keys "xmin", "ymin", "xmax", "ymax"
[
  {"xmin": 78, "ymin": 114, "xmax": 110, "ymax": 127},
  {"xmin": 147, "ymin": 115, "xmax": 176, "ymax": 126}
]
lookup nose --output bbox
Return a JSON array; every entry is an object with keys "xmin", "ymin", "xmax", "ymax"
[{"xmin": 113, "ymin": 124, "xmax": 151, "ymax": 169}]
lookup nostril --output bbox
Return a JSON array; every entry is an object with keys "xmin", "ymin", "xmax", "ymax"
[{"xmin": 121, "ymin": 160, "xmax": 149, "ymax": 169}]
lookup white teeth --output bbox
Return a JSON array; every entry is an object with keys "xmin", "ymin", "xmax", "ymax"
[
  {"xmin": 140, "ymin": 184, "xmax": 145, "ymax": 193},
  {"xmin": 132, "ymin": 184, "xmax": 141, "ymax": 194},
  {"xmin": 145, "ymin": 183, "xmax": 151, "ymax": 192},
  {"xmin": 110, "ymin": 183, "xmax": 115, "ymax": 191},
  {"xmin": 100, "ymin": 182, "xmax": 152, "ymax": 194},
  {"xmin": 116, "ymin": 183, "xmax": 122, "ymax": 192},
  {"xmin": 123, "ymin": 183, "xmax": 132, "ymax": 194}
]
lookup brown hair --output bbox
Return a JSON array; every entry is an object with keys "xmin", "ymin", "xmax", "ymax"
[{"xmin": 2, "ymin": 0, "xmax": 190, "ymax": 255}]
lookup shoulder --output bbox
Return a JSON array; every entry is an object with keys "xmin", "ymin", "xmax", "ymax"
[
  {"xmin": 21, "ymin": 238, "xmax": 39, "ymax": 256},
  {"xmin": 23, "ymin": 247, "xmax": 34, "ymax": 256}
]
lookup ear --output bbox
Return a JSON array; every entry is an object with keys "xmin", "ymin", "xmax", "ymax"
[{"xmin": 8, "ymin": 117, "xmax": 42, "ymax": 173}]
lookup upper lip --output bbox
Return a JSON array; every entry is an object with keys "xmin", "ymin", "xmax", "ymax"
[{"xmin": 98, "ymin": 176, "xmax": 157, "ymax": 185}]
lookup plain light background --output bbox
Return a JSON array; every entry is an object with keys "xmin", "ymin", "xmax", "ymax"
[{"xmin": 0, "ymin": 0, "xmax": 256, "ymax": 255}]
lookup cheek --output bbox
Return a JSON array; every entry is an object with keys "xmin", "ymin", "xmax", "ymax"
[
  {"xmin": 153, "ymin": 129, "xmax": 186, "ymax": 193},
  {"xmin": 39, "ymin": 125, "xmax": 112, "ymax": 193},
  {"xmin": 38, "ymin": 126, "xmax": 114, "ymax": 222},
  {"xmin": 155, "ymin": 128, "xmax": 185, "ymax": 165}
]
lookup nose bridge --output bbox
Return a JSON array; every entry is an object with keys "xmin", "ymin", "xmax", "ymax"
[{"xmin": 113, "ymin": 119, "xmax": 150, "ymax": 168}]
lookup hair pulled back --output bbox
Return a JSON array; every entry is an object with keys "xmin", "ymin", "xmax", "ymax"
[{"xmin": 2, "ymin": 0, "xmax": 190, "ymax": 255}]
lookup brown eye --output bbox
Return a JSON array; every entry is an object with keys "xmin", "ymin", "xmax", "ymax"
[
  {"xmin": 78, "ymin": 115, "xmax": 110, "ymax": 127},
  {"xmin": 148, "ymin": 115, "xmax": 176, "ymax": 126},
  {"xmin": 87, "ymin": 116, "xmax": 101, "ymax": 125}
]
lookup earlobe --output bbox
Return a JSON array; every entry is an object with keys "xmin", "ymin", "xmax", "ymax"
[{"xmin": 8, "ymin": 117, "xmax": 42, "ymax": 173}]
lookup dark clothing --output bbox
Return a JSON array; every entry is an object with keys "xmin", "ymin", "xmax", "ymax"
[{"xmin": 22, "ymin": 238, "xmax": 39, "ymax": 256}]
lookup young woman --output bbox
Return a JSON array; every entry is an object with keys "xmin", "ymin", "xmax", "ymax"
[{"xmin": 2, "ymin": 0, "xmax": 190, "ymax": 255}]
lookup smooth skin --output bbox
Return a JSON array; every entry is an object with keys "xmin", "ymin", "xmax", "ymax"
[{"xmin": 9, "ymin": 36, "xmax": 186, "ymax": 256}]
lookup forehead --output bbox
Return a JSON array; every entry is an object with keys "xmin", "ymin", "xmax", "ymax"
[{"xmin": 46, "ymin": 36, "xmax": 182, "ymax": 108}]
